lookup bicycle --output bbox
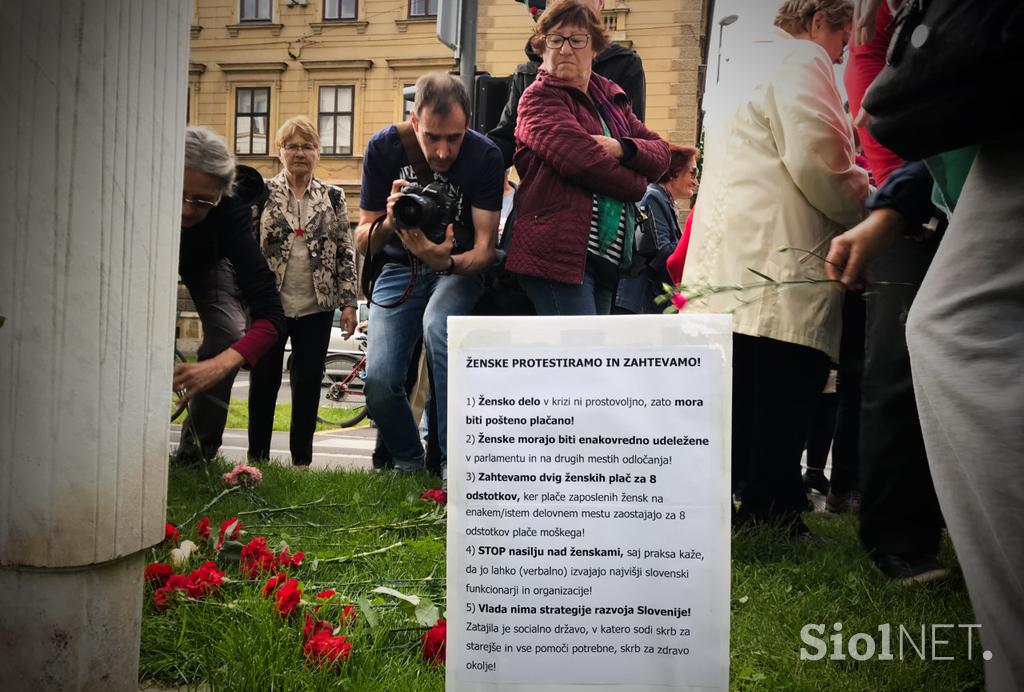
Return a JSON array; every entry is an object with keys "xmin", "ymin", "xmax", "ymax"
[{"xmin": 317, "ymin": 326, "xmax": 369, "ymax": 429}]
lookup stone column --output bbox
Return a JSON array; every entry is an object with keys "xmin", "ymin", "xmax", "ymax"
[{"xmin": 0, "ymin": 1, "xmax": 190, "ymax": 688}]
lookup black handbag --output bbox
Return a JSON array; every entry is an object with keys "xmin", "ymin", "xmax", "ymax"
[
  {"xmin": 633, "ymin": 202, "xmax": 658, "ymax": 260},
  {"xmin": 862, "ymin": 0, "xmax": 1024, "ymax": 161}
]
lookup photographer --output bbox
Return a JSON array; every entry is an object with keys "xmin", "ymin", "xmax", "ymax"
[{"xmin": 356, "ymin": 73, "xmax": 503, "ymax": 483}]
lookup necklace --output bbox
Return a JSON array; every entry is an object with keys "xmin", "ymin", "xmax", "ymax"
[{"xmin": 291, "ymin": 194, "xmax": 306, "ymax": 237}]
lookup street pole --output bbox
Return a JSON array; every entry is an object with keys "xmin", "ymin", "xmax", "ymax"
[
  {"xmin": 460, "ymin": 0, "xmax": 478, "ymax": 118},
  {"xmin": 716, "ymin": 14, "xmax": 738, "ymax": 84}
]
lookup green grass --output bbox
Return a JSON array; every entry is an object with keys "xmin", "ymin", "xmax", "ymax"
[
  {"xmin": 142, "ymin": 465, "xmax": 983, "ymax": 691},
  {"xmin": 141, "ymin": 461, "xmax": 446, "ymax": 691},
  {"xmin": 730, "ymin": 518, "xmax": 983, "ymax": 691}
]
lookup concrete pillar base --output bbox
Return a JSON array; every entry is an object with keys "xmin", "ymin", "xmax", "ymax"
[{"xmin": 0, "ymin": 552, "xmax": 145, "ymax": 691}]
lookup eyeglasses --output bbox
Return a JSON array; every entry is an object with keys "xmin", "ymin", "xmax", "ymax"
[
  {"xmin": 182, "ymin": 194, "xmax": 221, "ymax": 210},
  {"xmin": 544, "ymin": 33, "xmax": 591, "ymax": 50},
  {"xmin": 688, "ymin": 166, "xmax": 699, "ymax": 177},
  {"xmin": 283, "ymin": 143, "xmax": 317, "ymax": 153}
]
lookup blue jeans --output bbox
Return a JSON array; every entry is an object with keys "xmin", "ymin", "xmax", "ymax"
[
  {"xmin": 518, "ymin": 267, "xmax": 614, "ymax": 316},
  {"xmin": 364, "ymin": 262, "xmax": 483, "ymax": 475}
]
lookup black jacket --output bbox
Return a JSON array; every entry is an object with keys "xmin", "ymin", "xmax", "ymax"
[
  {"xmin": 178, "ymin": 168, "xmax": 285, "ymax": 338},
  {"xmin": 487, "ymin": 40, "xmax": 646, "ymax": 168}
]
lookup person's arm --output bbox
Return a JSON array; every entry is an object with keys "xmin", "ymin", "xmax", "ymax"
[
  {"xmin": 648, "ymin": 191, "xmax": 679, "ymax": 253},
  {"xmin": 854, "ymin": 0, "xmax": 887, "ymax": 44},
  {"xmin": 355, "ymin": 132, "xmax": 402, "ymax": 256},
  {"xmin": 487, "ymin": 68, "xmax": 532, "ymax": 169},
  {"xmin": 516, "ymin": 85, "xmax": 648, "ymax": 200},
  {"xmin": 616, "ymin": 103, "xmax": 671, "ymax": 181},
  {"xmin": 328, "ymin": 186, "xmax": 359, "ymax": 337},
  {"xmin": 618, "ymin": 52, "xmax": 646, "ymax": 122},
  {"xmin": 220, "ymin": 200, "xmax": 284, "ymax": 364},
  {"xmin": 826, "ymin": 160, "xmax": 933, "ymax": 289},
  {"xmin": 766, "ymin": 47, "xmax": 869, "ymax": 227}
]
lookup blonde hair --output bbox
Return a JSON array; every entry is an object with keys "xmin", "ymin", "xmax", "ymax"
[
  {"xmin": 275, "ymin": 115, "xmax": 320, "ymax": 150},
  {"xmin": 773, "ymin": 0, "xmax": 853, "ymax": 34}
]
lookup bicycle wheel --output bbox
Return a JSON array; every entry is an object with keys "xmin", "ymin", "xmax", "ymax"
[
  {"xmin": 171, "ymin": 348, "xmax": 188, "ymax": 422},
  {"xmin": 318, "ymin": 353, "xmax": 369, "ymax": 428}
]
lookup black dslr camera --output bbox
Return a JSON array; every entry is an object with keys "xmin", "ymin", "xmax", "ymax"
[{"xmin": 393, "ymin": 182, "xmax": 458, "ymax": 245}]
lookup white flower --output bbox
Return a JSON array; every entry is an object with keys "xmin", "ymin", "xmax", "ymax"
[{"xmin": 170, "ymin": 539, "xmax": 199, "ymax": 567}]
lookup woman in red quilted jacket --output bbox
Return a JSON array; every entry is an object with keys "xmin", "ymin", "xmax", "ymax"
[{"xmin": 506, "ymin": 0, "xmax": 669, "ymax": 315}]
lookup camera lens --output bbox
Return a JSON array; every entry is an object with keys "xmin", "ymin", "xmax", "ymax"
[{"xmin": 393, "ymin": 194, "xmax": 426, "ymax": 229}]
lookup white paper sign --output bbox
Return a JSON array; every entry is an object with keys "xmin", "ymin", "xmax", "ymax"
[{"xmin": 447, "ymin": 315, "xmax": 731, "ymax": 692}]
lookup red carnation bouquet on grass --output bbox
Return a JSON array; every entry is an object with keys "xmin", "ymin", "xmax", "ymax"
[{"xmin": 149, "ymin": 495, "xmax": 447, "ymax": 672}]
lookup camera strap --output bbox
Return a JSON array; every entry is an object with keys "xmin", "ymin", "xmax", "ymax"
[
  {"xmin": 362, "ymin": 212, "xmax": 420, "ymax": 309},
  {"xmin": 397, "ymin": 122, "xmax": 435, "ymax": 187}
]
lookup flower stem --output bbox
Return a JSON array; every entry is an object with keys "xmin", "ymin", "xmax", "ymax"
[
  {"xmin": 315, "ymin": 541, "xmax": 405, "ymax": 565},
  {"xmin": 178, "ymin": 486, "xmax": 241, "ymax": 530}
]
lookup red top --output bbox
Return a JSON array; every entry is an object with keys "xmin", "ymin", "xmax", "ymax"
[
  {"xmin": 844, "ymin": 3, "xmax": 904, "ymax": 185},
  {"xmin": 665, "ymin": 207, "xmax": 695, "ymax": 286}
]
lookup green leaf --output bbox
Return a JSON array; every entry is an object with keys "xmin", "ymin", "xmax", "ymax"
[
  {"xmin": 371, "ymin": 586, "xmax": 420, "ymax": 606},
  {"xmin": 414, "ymin": 596, "xmax": 440, "ymax": 627},
  {"xmin": 746, "ymin": 267, "xmax": 777, "ymax": 283},
  {"xmin": 217, "ymin": 540, "xmax": 245, "ymax": 564},
  {"xmin": 356, "ymin": 594, "xmax": 379, "ymax": 630}
]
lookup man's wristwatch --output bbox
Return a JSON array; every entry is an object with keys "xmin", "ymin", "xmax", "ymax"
[{"xmin": 435, "ymin": 256, "xmax": 456, "ymax": 276}]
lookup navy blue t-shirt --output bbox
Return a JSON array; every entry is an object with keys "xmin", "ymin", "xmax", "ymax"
[{"xmin": 360, "ymin": 125, "xmax": 504, "ymax": 259}]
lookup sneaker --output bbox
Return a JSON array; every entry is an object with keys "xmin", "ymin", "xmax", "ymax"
[
  {"xmin": 825, "ymin": 490, "xmax": 861, "ymax": 515},
  {"xmin": 803, "ymin": 470, "xmax": 830, "ymax": 496},
  {"xmin": 873, "ymin": 553, "xmax": 950, "ymax": 584}
]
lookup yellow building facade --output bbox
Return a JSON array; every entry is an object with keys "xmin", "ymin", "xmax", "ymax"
[{"xmin": 189, "ymin": 0, "xmax": 711, "ymax": 205}]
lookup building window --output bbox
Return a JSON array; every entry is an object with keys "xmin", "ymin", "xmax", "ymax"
[
  {"xmin": 318, "ymin": 86, "xmax": 354, "ymax": 156},
  {"xmin": 324, "ymin": 0, "xmax": 357, "ymax": 20},
  {"xmin": 408, "ymin": 0, "xmax": 438, "ymax": 18},
  {"xmin": 235, "ymin": 87, "xmax": 270, "ymax": 155},
  {"xmin": 402, "ymin": 84, "xmax": 415, "ymax": 121},
  {"xmin": 240, "ymin": 0, "xmax": 271, "ymax": 22}
]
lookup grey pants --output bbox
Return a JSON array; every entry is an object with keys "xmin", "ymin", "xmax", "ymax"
[
  {"xmin": 906, "ymin": 141, "xmax": 1024, "ymax": 692},
  {"xmin": 177, "ymin": 259, "xmax": 248, "ymax": 460}
]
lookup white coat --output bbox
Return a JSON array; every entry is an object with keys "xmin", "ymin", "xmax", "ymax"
[{"xmin": 683, "ymin": 27, "xmax": 868, "ymax": 361}]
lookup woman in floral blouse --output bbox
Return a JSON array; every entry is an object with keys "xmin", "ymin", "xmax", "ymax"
[{"xmin": 248, "ymin": 116, "xmax": 359, "ymax": 466}]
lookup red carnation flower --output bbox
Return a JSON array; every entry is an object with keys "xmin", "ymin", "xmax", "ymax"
[
  {"xmin": 278, "ymin": 547, "xmax": 304, "ymax": 568},
  {"xmin": 316, "ymin": 589, "xmax": 336, "ymax": 601},
  {"xmin": 340, "ymin": 604, "xmax": 357, "ymax": 628},
  {"xmin": 304, "ymin": 632, "xmax": 352, "ymax": 667},
  {"xmin": 419, "ymin": 488, "xmax": 447, "ymax": 505},
  {"xmin": 165, "ymin": 573, "xmax": 190, "ymax": 590},
  {"xmin": 153, "ymin": 586, "xmax": 175, "ymax": 610},
  {"xmin": 194, "ymin": 560, "xmax": 223, "ymax": 581},
  {"xmin": 144, "ymin": 563, "xmax": 173, "ymax": 587},
  {"xmin": 196, "ymin": 517, "xmax": 211, "ymax": 539},
  {"xmin": 240, "ymin": 536, "xmax": 278, "ymax": 578},
  {"xmin": 303, "ymin": 613, "xmax": 335, "ymax": 644},
  {"xmin": 421, "ymin": 619, "xmax": 446, "ymax": 665},
  {"xmin": 261, "ymin": 572, "xmax": 288, "ymax": 597},
  {"xmin": 164, "ymin": 522, "xmax": 180, "ymax": 545},
  {"xmin": 215, "ymin": 517, "xmax": 242, "ymax": 551},
  {"xmin": 274, "ymin": 578, "xmax": 302, "ymax": 617}
]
